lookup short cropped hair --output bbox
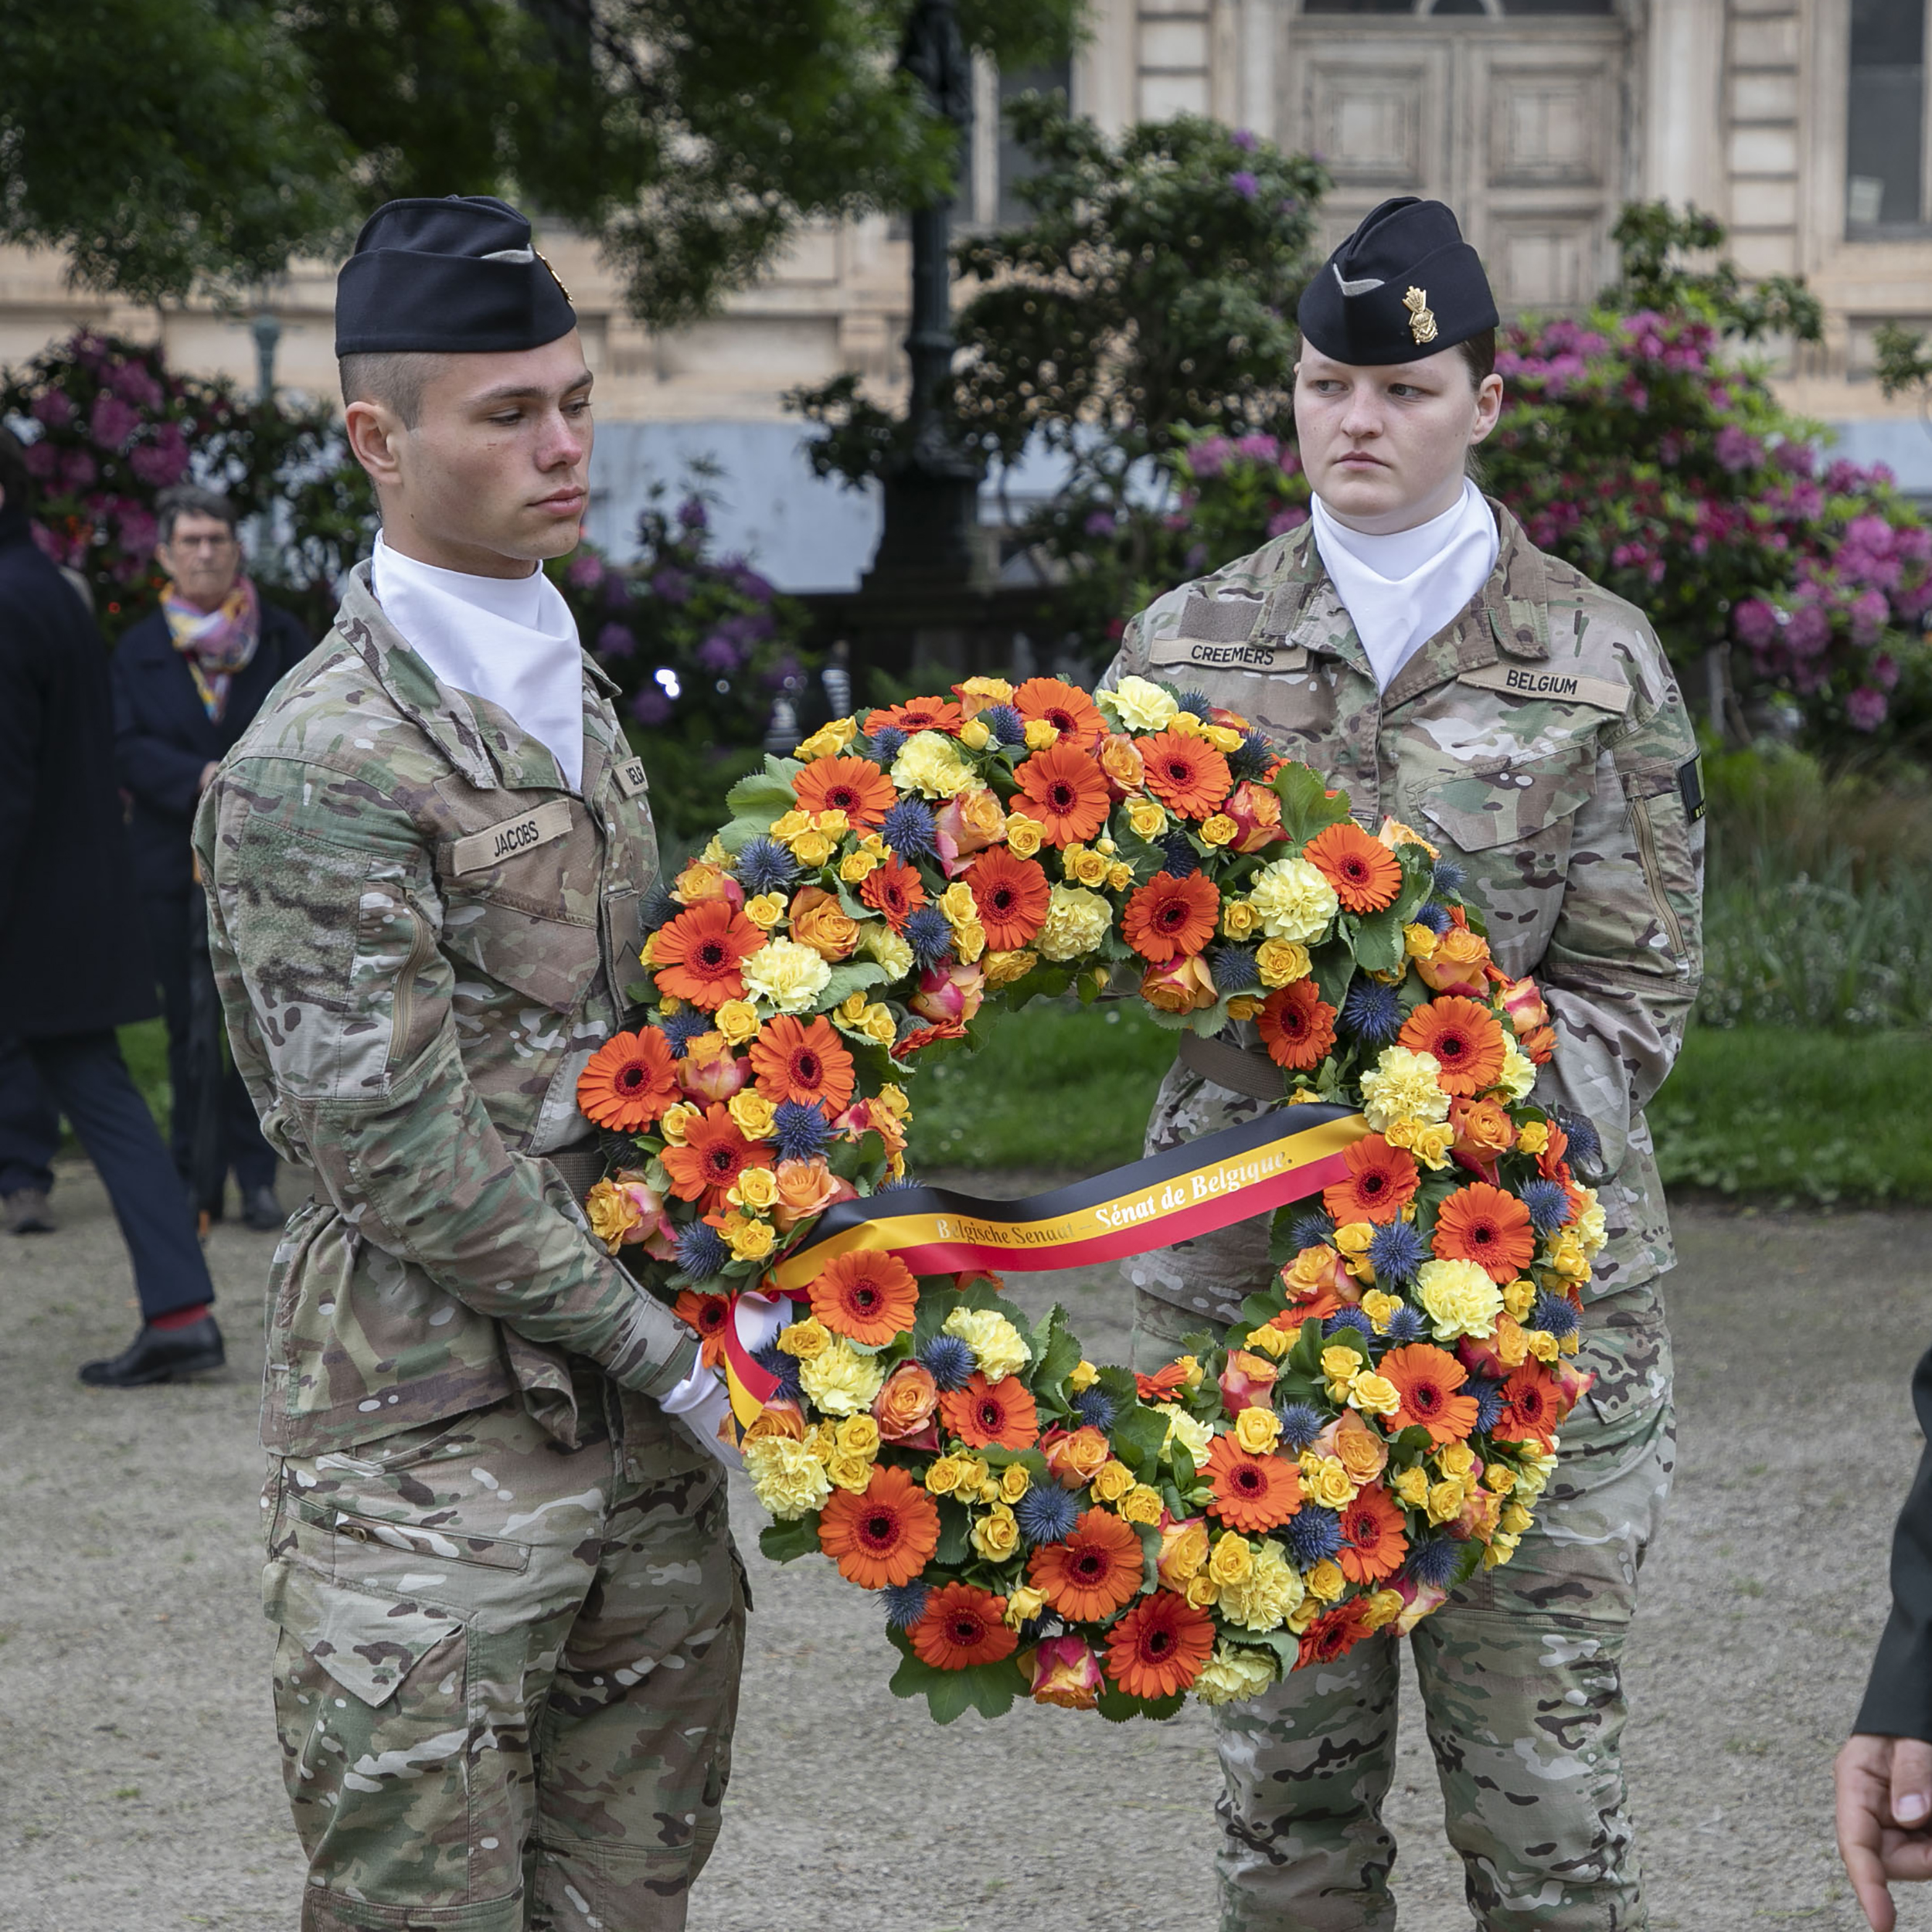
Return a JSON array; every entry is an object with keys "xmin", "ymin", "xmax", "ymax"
[
  {"xmin": 1456, "ymin": 328, "xmax": 1497, "ymax": 389},
  {"xmin": 338, "ymin": 351, "xmax": 445, "ymax": 429},
  {"xmin": 155, "ymin": 484, "xmax": 238, "ymax": 546},
  {"xmin": 0, "ymin": 427, "xmax": 32, "ymax": 516}
]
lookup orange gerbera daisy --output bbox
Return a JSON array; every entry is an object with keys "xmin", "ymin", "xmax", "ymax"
[
  {"xmin": 1029, "ymin": 1508, "xmax": 1145, "ymax": 1621},
  {"xmin": 911, "ymin": 1581, "xmax": 1018, "ymax": 1669},
  {"xmin": 1104, "ymin": 1591, "xmax": 1216, "ymax": 1700},
  {"xmin": 1123, "ymin": 871, "xmax": 1219, "ymax": 963},
  {"xmin": 866, "ymin": 696, "xmax": 964, "ymax": 736},
  {"xmin": 672, "ymin": 1289, "xmax": 732, "ymax": 1372},
  {"xmin": 808, "ymin": 1250, "xmax": 920, "ymax": 1345},
  {"xmin": 1013, "ymin": 675, "xmax": 1106, "ymax": 751},
  {"xmin": 1014, "ymin": 741, "xmax": 1112, "ymax": 847},
  {"xmin": 1337, "ymin": 1484, "xmax": 1408, "ymax": 1585},
  {"xmin": 968, "ymin": 848, "xmax": 1051, "ymax": 950},
  {"xmin": 793, "ymin": 754, "xmax": 897, "ymax": 829},
  {"xmin": 1294, "ymin": 1597, "xmax": 1376, "ymax": 1671},
  {"xmin": 859, "ymin": 854, "xmax": 928, "ymax": 929},
  {"xmin": 1433, "ymin": 1182, "xmax": 1536, "ymax": 1282},
  {"xmin": 650, "ymin": 898, "xmax": 765, "ymax": 1011},
  {"xmin": 1397, "ymin": 996, "xmax": 1507, "ymax": 1097},
  {"xmin": 1492, "ymin": 1361, "xmax": 1563, "ymax": 1447},
  {"xmin": 1321, "ymin": 1132, "xmax": 1419, "ymax": 1226},
  {"xmin": 1258, "ymin": 981, "xmax": 1338, "ymax": 1071},
  {"xmin": 659, "ymin": 1104, "xmax": 759, "ymax": 1206},
  {"xmin": 1136, "ymin": 728, "xmax": 1232, "ymax": 818},
  {"xmin": 1206, "ymin": 1436, "xmax": 1304, "ymax": 1532},
  {"xmin": 939, "ymin": 1370, "xmax": 1039, "ymax": 1450},
  {"xmin": 818, "ymin": 1463, "xmax": 940, "ymax": 1590},
  {"xmin": 1379, "ymin": 1343, "xmax": 1480, "ymax": 1447},
  {"xmin": 749, "ymin": 1013, "xmax": 855, "ymax": 1114},
  {"xmin": 1304, "ymin": 821, "xmax": 1403, "ymax": 913},
  {"xmin": 1135, "ymin": 1360, "xmax": 1193, "ymax": 1403},
  {"xmin": 577, "ymin": 1028, "xmax": 679, "ymax": 1132}
]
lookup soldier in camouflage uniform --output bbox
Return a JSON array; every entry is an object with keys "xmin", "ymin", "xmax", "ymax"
[
  {"xmin": 1104, "ymin": 199, "xmax": 1702, "ymax": 1930},
  {"xmin": 195, "ymin": 197, "xmax": 742, "ymax": 1931}
]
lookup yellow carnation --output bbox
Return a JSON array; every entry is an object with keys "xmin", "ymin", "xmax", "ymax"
[
  {"xmin": 1359, "ymin": 1046, "xmax": 1452, "ymax": 1133},
  {"xmin": 1215, "ymin": 1540, "xmax": 1305, "ymax": 1633},
  {"xmin": 1248, "ymin": 856, "xmax": 1339, "ymax": 944},
  {"xmin": 798, "ymin": 1338, "xmax": 887, "ymax": 1416},
  {"xmin": 1192, "ymin": 1644, "xmax": 1279, "ymax": 1706},
  {"xmin": 942, "ymin": 1306, "xmax": 1029, "ymax": 1383},
  {"xmin": 743, "ymin": 1437, "xmax": 832, "ymax": 1519},
  {"xmin": 891, "ymin": 730, "xmax": 977, "ymax": 799},
  {"xmin": 1415, "ymin": 1257, "xmax": 1503, "ymax": 1342},
  {"xmin": 1498, "ymin": 1044, "xmax": 1538, "ymax": 1102},
  {"xmin": 1098, "ymin": 675, "xmax": 1179, "ymax": 733},
  {"xmin": 741, "ymin": 937, "xmax": 832, "ymax": 1014},
  {"xmin": 860, "ymin": 923, "xmax": 914, "ymax": 981},
  {"xmin": 1159, "ymin": 1403, "xmax": 1215, "ymax": 1463},
  {"xmin": 1036, "ymin": 884, "xmax": 1114, "ymax": 961}
]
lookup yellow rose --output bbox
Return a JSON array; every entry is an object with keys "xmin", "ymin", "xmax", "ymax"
[
  {"xmin": 1502, "ymin": 1277, "xmax": 1537, "ymax": 1321},
  {"xmin": 1436, "ymin": 1442, "xmax": 1477, "ymax": 1479},
  {"xmin": 777, "ymin": 1315, "xmax": 830, "ymax": 1360},
  {"xmin": 743, "ymin": 1437, "xmax": 833, "ymax": 1519},
  {"xmin": 789, "ymin": 886, "xmax": 862, "ymax": 962},
  {"xmin": 1126, "ymin": 798, "xmax": 1168, "ymax": 840},
  {"xmin": 924, "ymin": 1455, "xmax": 965, "ymax": 1495},
  {"xmin": 1427, "ymin": 1479, "xmax": 1466, "ymax": 1526},
  {"xmin": 1068, "ymin": 846, "xmax": 1111, "ymax": 889},
  {"xmin": 1121, "ymin": 1485, "xmax": 1164, "ymax": 1526},
  {"xmin": 1223, "ymin": 995, "xmax": 1261, "ymax": 1024},
  {"xmin": 1305, "ymin": 1559, "xmax": 1345, "ymax": 1604},
  {"xmin": 877, "ymin": 1083, "xmax": 911, "ymax": 1120},
  {"xmin": 1243, "ymin": 1324, "xmax": 1291, "ymax": 1360},
  {"xmin": 1500, "ymin": 1502, "xmax": 1532, "ymax": 1536},
  {"xmin": 1234, "ymin": 1406, "xmax": 1283, "ymax": 1454},
  {"xmin": 1361, "ymin": 1290, "xmax": 1403, "ymax": 1333},
  {"xmin": 839, "ymin": 849, "xmax": 880, "ymax": 884},
  {"xmin": 1287, "ymin": 1597, "xmax": 1321, "ymax": 1635},
  {"xmin": 981, "ymin": 947, "xmax": 1038, "ymax": 988},
  {"xmin": 1003, "ymin": 1584, "xmax": 1046, "ymax": 1628},
  {"xmin": 1192, "ymin": 1644, "xmax": 1278, "ymax": 1707},
  {"xmin": 769, "ymin": 809, "xmax": 812, "ymax": 842},
  {"xmin": 1485, "ymin": 1461, "xmax": 1518, "ymax": 1495},
  {"xmin": 1204, "ymin": 725, "xmax": 1243, "ymax": 753},
  {"xmin": 741, "ymin": 937, "xmax": 832, "ymax": 1014},
  {"xmin": 835, "ymin": 1415, "xmax": 881, "ymax": 1459},
  {"xmin": 1168, "ymin": 710, "xmax": 1202, "ymax": 734},
  {"xmin": 1023, "ymin": 717, "xmax": 1060, "ymax": 750},
  {"xmin": 787, "ymin": 832, "xmax": 830, "ymax": 867},
  {"xmin": 1221, "ymin": 899, "xmax": 1260, "ymax": 941},
  {"xmin": 954, "ymin": 1456, "xmax": 990, "ymax": 1498},
  {"xmin": 1349, "ymin": 1372, "xmax": 1401, "ymax": 1417},
  {"xmin": 1067, "ymin": 1359, "xmax": 1099, "ymax": 1393},
  {"xmin": 1216, "ymin": 1539, "xmax": 1305, "ymax": 1633},
  {"xmin": 860, "ymin": 1003, "xmax": 899, "ymax": 1047},
  {"xmin": 1098, "ymin": 674, "xmax": 1179, "ymax": 733},
  {"xmin": 1359, "ymin": 1588, "xmax": 1406, "ymax": 1634},
  {"xmin": 959, "ymin": 716, "xmax": 992, "ymax": 750},
  {"xmin": 1255, "ymin": 938, "xmax": 1312, "ymax": 988},
  {"xmin": 1209, "ymin": 1533, "xmax": 1253, "ymax": 1586},
  {"xmin": 826, "ymin": 1451, "xmax": 874, "ymax": 1494},
  {"xmin": 1493, "ymin": 1313, "xmax": 1531, "ymax": 1368},
  {"xmin": 812, "ymin": 808, "xmax": 850, "ymax": 839},
  {"xmin": 1185, "ymin": 1573, "xmax": 1221, "ymax": 1611},
  {"xmin": 837, "ymin": 991, "xmax": 869, "ymax": 1023},
  {"xmin": 1248, "ymin": 857, "xmax": 1339, "ymax": 944},
  {"xmin": 1004, "ymin": 812, "xmax": 1044, "ymax": 859},
  {"xmin": 1483, "ymin": 1530, "xmax": 1521, "ymax": 1570},
  {"xmin": 1090, "ymin": 1460, "xmax": 1135, "ymax": 1504},
  {"xmin": 1199, "ymin": 813, "xmax": 1238, "ymax": 847},
  {"xmin": 717, "ymin": 1212, "xmax": 775, "ymax": 1262},
  {"xmin": 892, "ymin": 730, "xmax": 978, "ymax": 799},
  {"xmin": 743, "ymin": 895, "xmax": 786, "ymax": 931},
  {"xmin": 1528, "ymin": 1328, "xmax": 1560, "ymax": 1362},
  {"xmin": 971, "ymin": 1503, "xmax": 1021, "ymax": 1561},
  {"xmin": 1403, "ymin": 922, "xmax": 1440, "ymax": 960},
  {"xmin": 657, "ymin": 1100, "xmax": 699, "ymax": 1147},
  {"xmin": 727, "ymin": 1090, "xmax": 777, "ymax": 1141},
  {"xmin": 1321, "ymin": 1345, "xmax": 1363, "ymax": 1385},
  {"xmin": 798, "ymin": 1338, "xmax": 887, "ymax": 1417},
  {"xmin": 1393, "ymin": 1465, "xmax": 1430, "ymax": 1508},
  {"xmin": 1515, "ymin": 1119, "xmax": 1550, "ymax": 1156},
  {"xmin": 1409, "ymin": 1121, "xmax": 1455, "ymax": 1169},
  {"xmin": 584, "ymin": 1178, "xmax": 642, "ymax": 1252},
  {"xmin": 953, "ymin": 919, "xmax": 987, "ymax": 964},
  {"xmin": 1305, "ymin": 1455, "xmax": 1357, "ymax": 1510},
  {"xmin": 1333, "ymin": 1221, "xmax": 1375, "ymax": 1258},
  {"xmin": 794, "ymin": 718, "xmax": 859, "ymax": 761},
  {"xmin": 999, "ymin": 1462, "xmax": 1032, "ymax": 1503},
  {"xmin": 1107, "ymin": 862, "xmax": 1134, "ymax": 892}
]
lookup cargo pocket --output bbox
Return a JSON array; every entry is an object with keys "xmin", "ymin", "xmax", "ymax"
[{"xmin": 1417, "ymin": 740, "xmax": 1597, "ymax": 858}]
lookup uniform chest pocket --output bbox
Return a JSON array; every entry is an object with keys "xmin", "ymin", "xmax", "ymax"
[{"xmin": 1416, "ymin": 740, "xmax": 1599, "ymax": 856}]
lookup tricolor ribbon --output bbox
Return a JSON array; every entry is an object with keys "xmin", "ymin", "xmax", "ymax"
[{"xmin": 717, "ymin": 1101, "xmax": 1369, "ymax": 1431}]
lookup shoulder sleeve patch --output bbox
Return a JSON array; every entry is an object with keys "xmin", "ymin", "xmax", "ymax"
[
  {"xmin": 1458, "ymin": 661, "xmax": 1632, "ymax": 715},
  {"xmin": 1678, "ymin": 753, "xmax": 1706, "ymax": 823},
  {"xmin": 1177, "ymin": 594, "xmax": 1262, "ymax": 644}
]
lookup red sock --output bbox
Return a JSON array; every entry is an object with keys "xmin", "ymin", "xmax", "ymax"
[{"xmin": 149, "ymin": 1304, "xmax": 210, "ymax": 1332}]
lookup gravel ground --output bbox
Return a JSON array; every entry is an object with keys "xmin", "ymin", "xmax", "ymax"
[{"xmin": 4, "ymin": 1162, "xmax": 1932, "ymax": 1931}]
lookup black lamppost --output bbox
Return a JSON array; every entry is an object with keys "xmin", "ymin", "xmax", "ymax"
[{"xmin": 863, "ymin": 0, "xmax": 992, "ymax": 595}]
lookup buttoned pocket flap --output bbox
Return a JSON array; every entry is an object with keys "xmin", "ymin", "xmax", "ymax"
[
  {"xmin": 1419, "ymin": 744, "xmax": 1597, "ymax": 855},
  {"xmin": 262, "ymin": 1558, "xmax": 462, "ymax": 1707}
]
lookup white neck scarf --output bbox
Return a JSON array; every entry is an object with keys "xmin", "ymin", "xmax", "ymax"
[
  {"xmin": 1311, "ymin": 478, "xmax": 1500, "ymax": 693},
  {"xmin": 371, "ymin": 532, "xmax": 586, "ymax": 792}
]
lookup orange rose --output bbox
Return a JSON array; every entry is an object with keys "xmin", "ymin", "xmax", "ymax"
[
  {"xmin": 1097, "ymin": 733, "xmax": 1146, "ymax": 797},
  {"xmin": 788, "ymin": 886, "xmax": 861, "ymax": 961},
  {"xmin": 872, "ymin": 1361, "xmax": 941, "ymax": 1444},
  {"xmin": 1280, "ymin": 1243, "xmax": 1357, "ymax": 1318},
  {"xmin": 1140, "ymin": 954, "xmax": 1219, "ymax": 1014},
  {"xmin": 1498, "ymin": 973, "xmax": 1550, "ymax": 1036},
  {"xmin": 1041, "ymin": 1423, "xmax": 1112, "ymax": 1489},
  {"xmin": 831, "ymin": 1097, "xmax": 907, "ymax": 1162},
  {"xmin": 771, "ymin": 1155, "xmax": 855, "ymax": 1233},
  {"xmin": 1451, "ymin": 1485, "xmax": 1502, "ymax": 1543},
  {"xmin": 675, "ymin": 860, "xmax": 740, "ymax": 906},
  {"xmin": 677, "ymin": 1032, "xmax": 749, "ymax": 1102},
  {"xmin": 1414, "ymin": 925, "xmax": 1492, "ymax": 998},
  {"xmin": 934, "ymin": 787, "xmax": 1006, "ymax": 872},
  {"xmin": 1219, "ymin": 1349, "xmax": 1278, "ymax": 1419},
  {"xmin": 1156, "ymin": 1514, "xmax": 1211, "ymax": 1590},
  {"xmin": 743, "ymin": 1398, "xmax": 806, "ymax": 1444},
  {"xmin": 1028, "ymin": 1633, "xmax": 1104, "ymax": 1708},
  {"xmin": 1450, "ymin": 1095, "xmax": 1515, "ymax": 1164},
  {"xmin": 1224, "ymin": 780, "xmax": 1284, "ymax": 854},
  {"xmin": 1315, "ymin": 1408, "xmax": 1389, "ymax": 1486}
]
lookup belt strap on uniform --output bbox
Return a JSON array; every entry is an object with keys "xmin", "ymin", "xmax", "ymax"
[
  {"xmin": 1176, "ymin": 1032, "xmax": 1286, "ymax": 1102},
  {"xmin": 546, "ymin": 1141, "xmax": 604, "ymax": 1205}
]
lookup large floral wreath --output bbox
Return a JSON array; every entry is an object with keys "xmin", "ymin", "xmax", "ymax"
[{"xmin": 574, "ymin": 674, "xmax": 1605, "ymax": 1721}]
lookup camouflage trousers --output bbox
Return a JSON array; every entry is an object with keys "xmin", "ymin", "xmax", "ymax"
[
  {"xmin": 261, "ymin": 1362, "xmax": 747, "ymax": 1931},
  {"xmin": 1130, "ymin": 1271, "xmax": 1674, "ymax": 1932}
]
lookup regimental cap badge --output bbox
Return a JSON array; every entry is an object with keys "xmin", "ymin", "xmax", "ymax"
[
  {"xmin": 534, "ymin": 247, "xmax": 572, "ymax": 305},
  {"xmin": 1403, "ymin": 286, "xmax": 1437, "ymax": 346}
]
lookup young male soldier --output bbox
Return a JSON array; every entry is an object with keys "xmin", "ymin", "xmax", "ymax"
[
  {"xmin": 1104, "ymin": 198, "xmax": 1702, "ymax": 1930},
  {"xmin": 196, "ymin": 196, "xmax": 743, "ymax": 1932}
]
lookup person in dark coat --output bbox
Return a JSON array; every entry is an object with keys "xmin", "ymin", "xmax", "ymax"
[
  {"xmin": 1838, "ymin": 1347, "xmax": 1932, "ymax": 1929},
  {"xmin": 0, "ymin": 1032, "xmax": 61, "ymax": 1232},
  {"xmin": 111, "ymin": 483, "xmax": 311, "ymax": 1230},
  {"xmin": 0, "ymin": 427, "xmax": 221, "ymax": 1385}
]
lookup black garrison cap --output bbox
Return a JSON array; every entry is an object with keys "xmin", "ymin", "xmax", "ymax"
[
  {"xmin": 335, "ymin": 195, "xmax": 577, "ymax": 357},
  {"xmin": 1296, "ymin": 197, "xmax": 1498, "ymax": 367}
]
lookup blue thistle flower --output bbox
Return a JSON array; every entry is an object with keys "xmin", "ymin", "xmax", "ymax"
[
  {"xmin": 1519, "ymin": 1178, "xmax": 1573, "ymax": 1236},
  {"xmin": 1212, "ymin": 944, "xmax": 1260, "ymax": 992},
  {"xmin": 981, "ymin": 703, "xmax": 1027, "ymax": 747},
  {"xmin": 880, "ymin": 797, "xmax": 937, "ymax": 861},
  {"xmin": 878, "ymin": 1172, "xmax": 922, "ymax": 1191},
  {"xmin": 1287, "ymin": 1206, "xmax": 1336, "ymax": 1253},
  {"xmin": 655, "ymin": 1009, "xmax": 710, "ymax": 1060},
  {"xmin": 771, "ymin": 1100, "xmax": 830, "ymax": 1164},
  {"xmin": 1015, "ymin": 1483, "xmax": 1080, "ymax": 1546},
  {"xmin": 1383, "ymin": 1303, "xmax": 1427, "ymax": 1345},
  {"xmin": 904, "ymin": 906, "xmax": 954, "ymax": 968},
  {"xmin": 882, "ymin": 1580, "xmax": 929, "ymax": 1628},
  {"xmin": 641, "ymin": 882, "xmax": 677, "ymax": 930},
  {"xmin": 734, "ymin": 837, "xmax": 798, "ymax": 896},
  {"xmin": 1530, "ymin": 1291, "xmax": 1580, "ymax": 1340},
  {"xmin": 1554, "ymin": 1108, "xmax": 1604, "ymax": 1174},
  {"xmin": 1286, "ymin": 1506, "xmax": 1344, "ymax": 1566},
  {"xmin": 1366, "ymin": 1219, "xmax": 1428, "ymax": 1287},
  {"xmin": 1341, "ymin": 977, "xmax": 1404, "ymax": 1046},
  {"xmin": 1431, "ymin": 858, "xmax": 1467, "ymax": 895},
  {"xmin": 1229, "ymin": 729, "xmax": 1273, "ymax": 781},
  {"xmin": 919, "ymin": 1333, "xmax": 975, "ymax": 1391},
  {"xmin": 1071, "ymin": 1386, "xmax": 1117, "ymax": 1431},
  {"xmin": 1325, "ymin": 1307, "xmax": 1375, "ymax": 1342},
  {"xmin": 1274, "ymin": 1400, "xmax": 1326, "ymax": 1452},
  {"xmin": 1413, "ymin": 902, "xmax": 1453, "ymax": 937},
  {"xmin": 1469, "ymin": 1377, "xmax": 1506, "ymax": 1433},
  {"xmin": 869, "ymin": 725, "xmax": 908, "ymax": 763},
  {"xmin": 1405, "ymin": 1536, "xmax": 1462, "ymax": 1590},
  {"xmin": 675, "ymin": 1220, "xmax": 730, "ymax": 1282},
  {"xmin": 753, "ymin": 1342, "xmax": 803, "ymax": 1403},
  {"xmin": 1160, "ymin": 832, "xmax": 1200, "ymax": 876},
  {"xmin": 1176, "ymin": 689, "xmax": 1214, "ymax": 717}
]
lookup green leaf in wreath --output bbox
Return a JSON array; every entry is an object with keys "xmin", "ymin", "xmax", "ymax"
[
  {"xmin": 1309, "ymin": 937, "xmax": 1356, "ymax": 1012},
  {"xmin": 1271, "ymin": 764, "xmax": 1353, "ymax": 845},
  {"xmin": 1096, "ymin": 1683, "xmax": 1188, "ymax": 1723},
  {"xmin": 724, "ymin": 757, "xmax": 804, "ymax": 820},
  {"xmin": 1030, "ymin": 1306, "xmax": 1083, "ymax": 1390},
  {"xmin": 758, "ymin": 1515, "xmax": 823, "ymax": 1563},
  {"xmin": 934, "ymin": 1496, "xmax": 973, "ymax": 1566},
  {"xmin": 1350, "ymin": 905, "xmax": 1406, "ymax": 975},
  {"xmin": 1111, "ymin": 1403, "xmax": 1171, "ymax": 1477}
]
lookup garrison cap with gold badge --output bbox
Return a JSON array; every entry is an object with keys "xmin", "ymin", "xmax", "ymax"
[
  {"xmin": 1297, "ymin": 196, "xmax": 1499, "ymax": 366},
  {"xmin": 334, "ymin": 193, "xmax": 576, "ymax": 355}
]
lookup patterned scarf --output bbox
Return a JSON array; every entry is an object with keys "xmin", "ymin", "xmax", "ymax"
[{"xmin": 162, "ymin": 574, "xmax": 260, "ymax": 723}]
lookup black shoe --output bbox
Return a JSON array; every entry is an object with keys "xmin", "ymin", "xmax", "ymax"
[
  {"xmin": 78, "ymin": 1315, "xmax": 225, "ymax": 1388},
  {"xmin": 240, "ymin": 1184, "xmax": 284, "ymax": 1232},
  {"xmin": 4, "ymin": 1187, "xmax": 55, "ymax": 1234}
]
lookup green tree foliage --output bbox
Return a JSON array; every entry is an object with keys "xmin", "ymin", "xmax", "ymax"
[
  {"xmin": 0, "ymin": 1, "xmax": 1083, "ymax": 321},
  {"xmin": 1601, "ymin": 202, "xmax": 1822, "ymax": 346}
]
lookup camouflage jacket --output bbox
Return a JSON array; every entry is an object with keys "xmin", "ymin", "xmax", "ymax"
[
  {"xmin": 194, "ymin": 563, "xmax": 696, "ymax": 1456},
  {"xmin": 1103, "ymin": 500, "xmax": 1704, "ymax": 1296}
]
